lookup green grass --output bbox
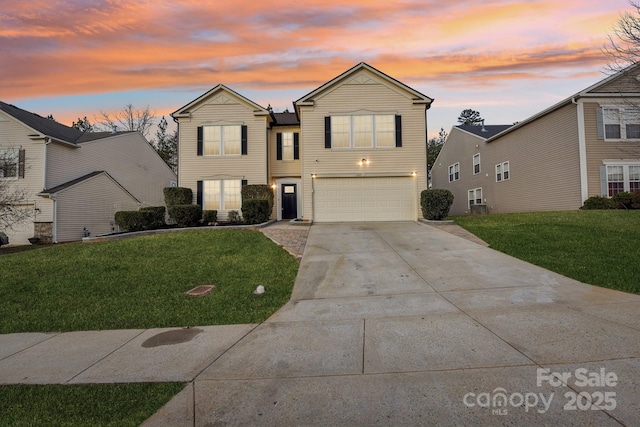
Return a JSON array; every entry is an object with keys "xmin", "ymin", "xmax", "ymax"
[
  {"xmin": 453, "ymin": 210, "xmax": 640, "ymax": 294},
  {"xmin": 0, "ymin": 383, "xmax": 185, "ymax": 426},
  {"xmin": 0, "ymin": 229, "xmax": 299, "ymax": 334}
]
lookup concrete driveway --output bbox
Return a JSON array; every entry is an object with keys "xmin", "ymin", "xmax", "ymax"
[
  {"xmin": 1, "ymin": 222, "xmax": 638, "ymax": 425},
  {"xmin": 176, "ymin": 222, "xmax": 640, "ymax": 426}
]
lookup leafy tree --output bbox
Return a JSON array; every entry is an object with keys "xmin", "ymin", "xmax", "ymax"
[
  {"xmin": 427, "ymin": 127, "xmax": 448, "ymax": 181},
  {"xmin": 71, "ymin": 116, "xmax": 95, "ymax": 132},
  {"xmin": 154, "ymin": 117, "xmax": 178, "ymax": 172},
  {"xmin": 95, "ymin": 103, "xmax": 156, "ymax": 139},
  {"xmin": 457, "ymin": 109, "xmax": 483, "ymax": 126}
]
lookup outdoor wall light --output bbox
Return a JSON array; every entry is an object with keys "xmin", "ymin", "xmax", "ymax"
[
  {"xmin": 271, "ymin": 183, "xmax": 277, "ymax": 190},
  {"xmin": 411, "ymin": 171, "xmax": 417, "ymax": 177},
  {"xmin": 359, "ymin": 158, "xmax": 370, "ymax": 166},
  {"xmin": 311, "ymin": 174, "xmax": 317, "ymax": 178}
]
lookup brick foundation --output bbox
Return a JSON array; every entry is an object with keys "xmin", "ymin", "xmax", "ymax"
[{"xmin": 34, "ymin": 222, "xmax": 53, "ymax": 244}]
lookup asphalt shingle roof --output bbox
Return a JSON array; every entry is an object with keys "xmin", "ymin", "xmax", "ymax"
[
  {"xmin": 456, "ymin": 124, "xmax": 512, "ymax": 139},
  {"xmin": 272, "ymin": 112, "xmax": 300, "ymax": 126}
]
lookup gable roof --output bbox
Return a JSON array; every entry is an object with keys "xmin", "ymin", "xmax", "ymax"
[
  {"xmin": 485, "ymin": 63, "xmax": 640, "ymax": 143},
  {"xmin": 294, "ymin": 62, "xmax": 434, "ymax": 112},
  {"xmin": 171, "ymin": 84, "xmax": 272, "ymax": 119},
  {"xmin": 456, "ymin": 124, "xmax": 513, "ymax": 139},
  {"xmin": 0, "ymin": 101, "xmax": 136, "ymax": 146},
  {"xmin": 39, "ymin": 170, "xmax": 140, "ymax": 202},
  {"xmin": 0, "ymin": 101, "xmax": 83, "ymax": 144}
]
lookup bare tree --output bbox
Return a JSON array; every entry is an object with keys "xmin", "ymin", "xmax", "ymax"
[
  {"xmin": 0, "ymin": 150, "xmax": 32, "ymax": 234},
  {"xmin": 603, "ymin": 1, "xmax": 640, "ymax": 73},
  {"xmin": 95, "ymin": 104, "xmax": 156, "ymax": 139}
]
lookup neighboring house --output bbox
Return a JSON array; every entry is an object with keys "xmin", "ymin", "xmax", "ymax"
[
  {"xmin": 172, "ymin": 62, "xmax": 433, "ymax": 222},
  {"xmin": 432, "ymin": 66, "xmax": 640, "ymax": 216},
  {"xmin": 0, "ymin": 101, "xmax": 176, "ymax": 245}
]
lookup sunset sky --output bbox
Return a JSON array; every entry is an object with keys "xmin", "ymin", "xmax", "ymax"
[{"xmin": 0, "ymin": 0, "xmax": 634, "ymax": 139}]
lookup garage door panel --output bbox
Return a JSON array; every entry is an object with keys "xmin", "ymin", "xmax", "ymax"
[{"xmin": 314, "ymin": 177, "xmax": 416, "ymax": 222}]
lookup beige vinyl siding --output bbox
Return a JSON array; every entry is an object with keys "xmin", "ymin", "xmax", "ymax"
[
  {"xmin": 431, "ymin": 128, "xmax": 487, "ymax": 216},
  {"xmin": 0, "ymin": 112, "xmax": 50, "ymax": 244},
  {"xmin": 487, "ymin": 104, "xmax": 581, "ymax": 212},
  {"xmin": 177, "ymin": 97, "xmax": 268, "ymax": 221},
  {"xmin": 299, "ymin": 69, "xmax": 428, "ymax": 220},
  {"xmin": 55, "ymin": 173, "xmax": 139, "ymax": 242},
  {"xmin": 46, "ymin": 133, "xmax": 175, "ymax": 207},
  {"xmin": 269, "ymin": 125, "xmax": 302, "ymax": 179},
  {"xmin": 590, "ymin": 73, "xmax": 640, "ymax": 93},
  {"xmin": 583, "ymin": 101, "xmax": 640, "ymax": 196}
]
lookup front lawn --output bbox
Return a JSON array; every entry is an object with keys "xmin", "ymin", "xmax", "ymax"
[
  {"xmin": 0, "ymin": 229, "xmax": 299, "ymax": 333},
  {"xmin": 0, "ymin": 383, "xmax": 184, "ymax": 426},
  {"xmin": 454, "ymin": 210, "xmax": 640, "ymax": 294}
]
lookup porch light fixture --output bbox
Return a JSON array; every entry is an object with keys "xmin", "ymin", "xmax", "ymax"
[
  {"xmin": 311, "ymin": 174, "xmax": 317, "ymax": 179},
  {"xmin": 359, "ymin": 158, "xmax": 369, "ymax": 166},
  {"xmin": 411, "ymin": 171, "xmax": 417, "ymax": 177},
  {"xmin": 271, "ymin": 183, "xmax": 277, "ymax": 190}
]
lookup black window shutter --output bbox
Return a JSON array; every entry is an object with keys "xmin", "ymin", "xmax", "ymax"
[
  {"xmin": 324, "ymin": 116, "xmax": 331, "ymax": 148},
  {"xmin": 276, "ymin": 133, "xmax": 283, "ymax": 160},
  {"xmin": 596, "ymin": 107, "xmax": 604, "ymax": 140},
  {"xmin": 197, "ymin": 126, "xmax": 203, "ymax": 156},
  {"xmin": 196, "ymin": 180, "xmax": 203, "ymax": 208},
  {"xmin": 241, "ymin": 179, "xmax": 248, "ymax": 186},
  {"xmin": 395, "ymin": 115, "xmax": 402, "ymax": 147},
  {"xmin": 294, "ymin": 133, "xmax": 300, "ymax": 160},
  {"xmin": 241, "ymin": 125, "xmax": 248, "ymax": 155},
  {"xmin": 18, "ymin": 148, "xmax": 25, "ymax": 178}
]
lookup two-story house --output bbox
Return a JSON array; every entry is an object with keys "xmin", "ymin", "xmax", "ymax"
[
  {"xmin": 172, "ymin": 62, "xmax": 433, "ymax": 222},
  {"xmin": 0, "ymin": 101, "xmax": 176, "ymax": 245},
  {"xmin": 432, "ymin": 65, "xmax": 640, "ymax": 216}
]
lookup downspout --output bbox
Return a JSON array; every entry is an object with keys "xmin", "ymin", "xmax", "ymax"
[
  {"xmin": 51, "ymin": 194, "xmax": 58, "ymax": 244},
  {"xmin": 171, "ymin": 116, "xmax": 180, "ymax": 185},
  {"xmin": 572, "ymin": 97, "xmax": 589, "ymax": 203},
  {"xmin": 44, "ymin": 137, "xmax": 51, "ymax": 190}
]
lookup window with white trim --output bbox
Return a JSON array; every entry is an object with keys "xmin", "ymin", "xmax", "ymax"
[
  {"xmin": 0, "ymin": 149, "xmax": 18, "ymax": 178},
  {"xmin": 603, "ymin": 107, "xmax": 640, "ymax": 140},
  {"xmin": 473, "ymin": 153, "xmax": 480, "ymax": 174},
  {"xmin": 203, "ymin": 179, "xmax": 242, "ymax": 210},
  {"xmin": 606, "ymin": 164, "xmax": 640, "ymax": 196},
  {"xmin": 448, "ymin": 162, "xmax": 460, "ymax": 182},
  {"xmin": 330, "ymin": 114, "xmax": 396, "ymax": 148},
  {"xmin": 468, "ymin": 188, "xmax": 482, "ymax": 208},
  {"xmin": 203, "ymin": 125, "xmax": 241, "ymax": 156},
  {"xmin": 496, "ymin": 161, "xmax": 510, "ymax": 182}
]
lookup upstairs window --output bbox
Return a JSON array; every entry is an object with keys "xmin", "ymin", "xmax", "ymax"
[
  {"xmin": 496, "ymin": 161, "xmax": 510, "ymax": 182},
  {"xmin": 0, "ymin": 148, "xmax": 24, "ymax": 179},
  {"xmin": 473, "ymin": 153, "xmax": 480, "ymax": 174},
  {"xmin": 601, "ymin": 107, "xmax": 640, "ymax": 140},
  {"xmin": 276, "ymin": 132, "xmax": 299, "ymax": 160},
  {"xmin": 448, "ymin": 163, "xmax": 460, "ymax": 182},
  {"xmin": 197, "ymin": 125, "xmax": 247, "ymax": 156},
  {"xmin": 325, "ymin": 115, "xmax": 400, "ymax": 149}
]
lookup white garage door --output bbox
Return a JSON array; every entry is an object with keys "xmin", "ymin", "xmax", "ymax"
[{"xmin": 314, "ymin": 177, "xmax": 416, "ymax": 222}]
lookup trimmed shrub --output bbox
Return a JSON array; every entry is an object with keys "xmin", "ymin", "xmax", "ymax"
[
  {"xmin": 114, "ymin": 210, "xmax": 156, "ymax": 232},
  {"xmin": 163, "ymin": 187, "xmax": 193, "ymax": 206},
  {"xmin": 242, "ymin": 199, "xmax": 271, "ymax": 224},
  {"xmin": 168, "ymin": 204, "xmax": 202, "ymax": 227},
  {"xmin": 241, "ymin": 184, "xmax": 274, "ymax": 216},
  {"xmin": 421, "ymin": 189, "xmax": 454, "ymax": 220},
  {"xmin": 613, "ymin": 191, "xmax": 633, "ymax": 209},
  {"xmin": 203, "ymin": 210, "xmax": 218, "ymax": 225},
  {"xmin": 633, "ymin": 190, "xmax": 640, "ymax": 209},
  {"xmin": 581, "ymin": 196, "xmax": 616, "ymax": 210},
  {"xmin": 227, "ymin": 210, "xmax": 242, "ymax": 224},
  {"xmin": 139, "ymin": 206, "xmax": 166, "ymax": 228}
]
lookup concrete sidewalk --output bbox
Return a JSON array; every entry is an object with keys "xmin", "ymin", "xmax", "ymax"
[{"xmin": 1, "ymin": 222, "xmax": 639, "ymax": 425}]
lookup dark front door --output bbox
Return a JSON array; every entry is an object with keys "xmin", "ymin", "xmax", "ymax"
[{"xmin": 282, "ymin": 184, "xmax": 297, "ymax": 219}]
